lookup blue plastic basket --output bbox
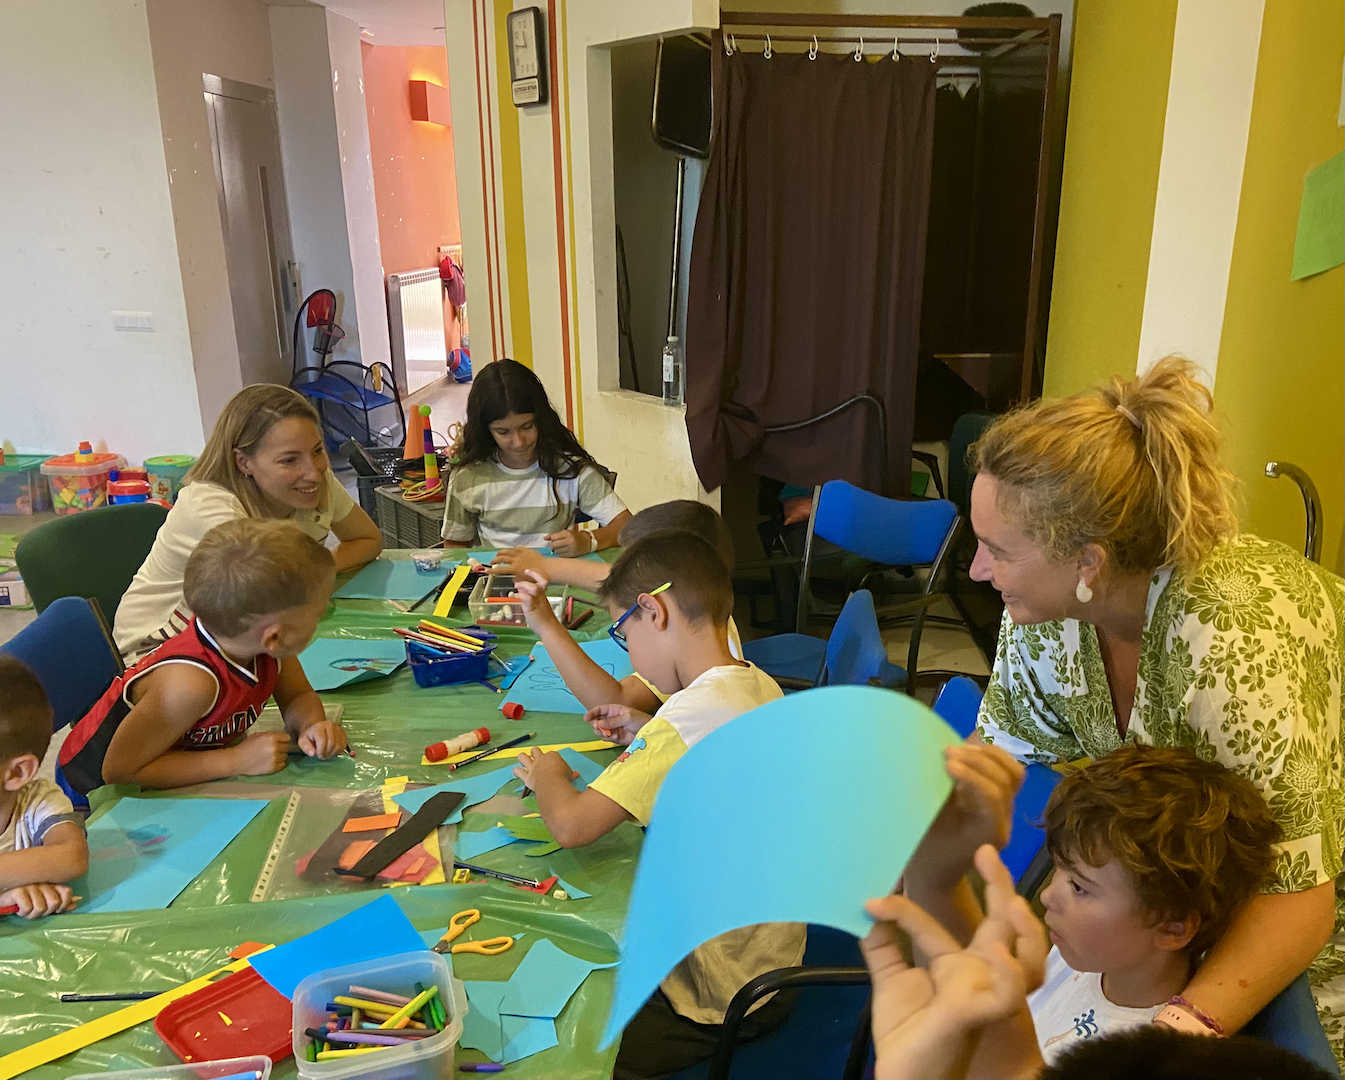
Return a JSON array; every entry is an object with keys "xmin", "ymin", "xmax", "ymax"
[{"xmin": 406, "ymin": 639, "xmax": 495, "ymax": 688}]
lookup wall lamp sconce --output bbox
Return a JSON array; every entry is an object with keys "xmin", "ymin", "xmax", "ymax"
[{"xmin": 409, "ymin": 80, "xmax": 451, "ymax": 126}]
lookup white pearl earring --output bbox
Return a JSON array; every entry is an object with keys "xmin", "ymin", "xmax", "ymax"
[{"xmin": 1076, "ymin": 579, "xmax": 1093, "ymax": 604}]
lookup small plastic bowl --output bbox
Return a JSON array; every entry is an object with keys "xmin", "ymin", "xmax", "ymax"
[{"xmin": 411, "ymin": 550, "xmax": 444, "ymax": 573}]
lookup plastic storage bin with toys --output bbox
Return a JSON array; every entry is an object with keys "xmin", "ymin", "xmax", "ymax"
[
  {"xmin": 0, "ymin": 452, "xmax": 54, "ymax": 514},
  {"xmin": 41, "ymin": 443, "xmax": 127, "ymax": 515}
]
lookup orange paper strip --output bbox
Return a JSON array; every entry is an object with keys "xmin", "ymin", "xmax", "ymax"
[{"xmin": 343, "ymin": 812, "xmax": 403, "ymax": 833}]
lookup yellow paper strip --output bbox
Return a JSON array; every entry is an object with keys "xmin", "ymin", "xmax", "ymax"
[
  {"xmin": 0, "ymin": 951, "xmax": 271, "ymax": 1080},
  {"xmin": 432, "ymin": 563, "xmax": 471, "ymax": 619},
  {"xmin": 420, "ymin": 739, "xmax": 617, "ymax": 767}
]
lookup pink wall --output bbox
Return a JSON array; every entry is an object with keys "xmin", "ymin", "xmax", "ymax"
[{"xmin": 361, "ymin": 42, "xmax": 460, "ymax": 276}]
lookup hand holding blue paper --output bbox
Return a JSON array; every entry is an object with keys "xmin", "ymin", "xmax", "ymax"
[{"xmin": 600, "ymin": 686, "xmax": 961, "ymax": 1047}]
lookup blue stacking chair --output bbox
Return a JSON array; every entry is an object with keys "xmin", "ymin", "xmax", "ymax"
[
  {"xmin": 768, "ymin": 590, "xmax": 905, "ymax": 692},
  {"xmin": 0, "ymin": 596, "xmax": 123, "ymax": 732},
  {"xmin": 933, "ymin": 676, "xmax": 1062, "ymax": 895},
  {"xmin": 744, "ymin": 481, "xmax": 960, "ymax": 691}
]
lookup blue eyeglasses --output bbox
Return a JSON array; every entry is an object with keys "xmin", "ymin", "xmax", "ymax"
[{"xmin": 607, "ymin": 582, "xmax": 672, "ymax": 652}]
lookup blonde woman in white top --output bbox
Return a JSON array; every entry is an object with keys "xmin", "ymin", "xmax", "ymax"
[{"xmin": 114, "ymin": 385, "xmax": 382, "ymax": 660}]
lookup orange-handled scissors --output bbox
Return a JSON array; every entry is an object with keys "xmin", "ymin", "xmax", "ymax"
[{"xmin": 432, "ymin": 909, "xmax": 514, "ymax": 956}]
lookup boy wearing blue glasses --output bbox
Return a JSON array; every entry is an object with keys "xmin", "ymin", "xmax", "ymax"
[{"xmin": 513, "ymin": 532, "xmax": 803, "ymax": 1078}]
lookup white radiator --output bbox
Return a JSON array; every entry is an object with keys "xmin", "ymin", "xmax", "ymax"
[{"xmin": 386, "ymin": 268, "xmax": 447, "ymax": 395}]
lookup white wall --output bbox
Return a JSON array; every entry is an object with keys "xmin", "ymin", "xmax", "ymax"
[
  {"xmin": 270, "ymin": 5, "xmax": 390, "ymax": 371},
  {"xmin": 146, "ymin": 0, "xmax": 277, "ymax": 433},
  {"xmin": 1136, "ymin": 0, "xmax": 1265, "ymax": 386},
  {"xmin": 0, "ymin": 0, "xmax": 205, "ymax": 464}
]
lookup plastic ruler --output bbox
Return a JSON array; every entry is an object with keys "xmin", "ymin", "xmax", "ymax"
[{"xmin": 251, "ymin": 789, "xmax": 301, "ymax": 902}]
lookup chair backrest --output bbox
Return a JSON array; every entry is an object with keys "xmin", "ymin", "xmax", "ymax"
[
  {"xmin": 933, "ymin": 675, "xmax": 985, "ymax": 738},
  {"xmin": 812, "ymin": 481, "xmax": 958, "ymax": 567},
  {"xmin": 823, "ymin": 590, "xmax": 887, "ymax": 687},
  {"xmin": 14, "ymin": 502, "xmax": 168, "ymax": 620},
  {"xmin": 947, "ymin": 411, "xmax": 995, "ymax": 517},
  {"xmin": 0, "ymin": 596, "xmax": 122, "ymax": 733}
]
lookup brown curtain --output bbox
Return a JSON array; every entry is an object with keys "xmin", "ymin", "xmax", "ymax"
[{"xmin": 685, "ymin": 37, "xmax": 937, "ymax": 496}]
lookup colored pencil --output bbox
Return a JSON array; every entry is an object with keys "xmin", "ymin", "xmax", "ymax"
[
  {"xmin": 59, "ymin": 991, "xmax": 160, "ymax": 1003},
  {"xmin": 452, "ymin": 861, "xmax": 542, "ymax": 888},
  {"xmin": 447, "ymin": 731, "xmax": 534, "ymax": 771}
]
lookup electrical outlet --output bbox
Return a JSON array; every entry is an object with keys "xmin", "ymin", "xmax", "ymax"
[{"xmin": 111, "ymin": 310, "xmax": 154, "ymax": 332}]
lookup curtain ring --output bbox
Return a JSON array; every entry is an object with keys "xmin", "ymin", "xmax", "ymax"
[
  {"xmin": 723, "ymin": 32, "xmax": 732, "ymax": 55},
  {"xmin": 930, "ymin": 36, "xmax": 940, "ymax": 63},
  {"xmin": 808, "ymin": 35, "xmax": 818, "ymax": 60},
  {"xmin": 763, "ymin": 33, "xmax": 772, "ymax": 58},
  {"xmin": 854, "ymin": 35, "xmax": 864, "ymax": 61},
  {"xmin": 892, "ymin": 34, "xmax": 901, "ymax": 61}
]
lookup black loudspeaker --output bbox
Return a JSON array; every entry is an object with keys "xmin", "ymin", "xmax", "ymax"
[{"xmin": 652, "ymin": 35, "xmax": 712, "ymax": 158}]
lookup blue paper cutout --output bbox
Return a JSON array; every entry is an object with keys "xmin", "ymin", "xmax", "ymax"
[
  {"xmin": 496, "ymin": 654, "xmax": 533, "ymax": 690},
  {"xmin": 556, "ymin": 746, "xmax": 608, "ymax": 791},
  {"xmin": 496, "ymin": 938, "xmax": 617, "ymax": 1020},
  {"xmin": 392, "ymin": 762, "xmax": 520, "ymax": 824},
  {"xmin": 600, "ymin": 686, "xmax": 961, "ymax": 1046},
  {"xmin": 333, "ymin": 559, "xmax": 448, "ymax": 600},
  {"xmin": 505, "ymin": 640, "xmax": 635, "ymax": 714},
  {"xmin": 455, "ymin": 824, "xmax": 520, "ymax": 860},
  {"xmin": 463, "ymin": 981, "xmax": 558, "ymax": 1063},
  {"xmin": 552, "ymin": 875, "xmax": 592, "ymax": 900},
  {"xmin": 298, "ymin": 638, "xmax": 407, "ymax": 692},
  {"xmin": 76, "ymin": 797, "xmax": 267, "ymax": 914},
  {"xmin": 250, "ymin": 893, "xmax": 426, "ymax": 998}
]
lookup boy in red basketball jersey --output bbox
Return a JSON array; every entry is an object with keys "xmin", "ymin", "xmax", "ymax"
[{"xmin": 58, "ymin": 520, "xmax": 347, "ymax": 804}]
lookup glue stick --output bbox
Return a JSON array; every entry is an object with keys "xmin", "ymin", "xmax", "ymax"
[{"xmin": 425, "ymin": 726, "xmax": 490, "ymax": 763}]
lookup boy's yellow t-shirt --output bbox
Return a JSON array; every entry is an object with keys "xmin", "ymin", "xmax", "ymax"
[{"xmin": 587, "ymin": 661, "xmax": 807, "ymax": 1025}]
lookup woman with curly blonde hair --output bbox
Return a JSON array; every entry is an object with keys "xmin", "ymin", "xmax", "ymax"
[{"xmin": 965, "ymin": 357, "xmax": 1342, "ymax": 1064}]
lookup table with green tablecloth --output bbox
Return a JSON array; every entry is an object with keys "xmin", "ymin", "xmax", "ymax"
[{"xmin": 0, "ymin": 553, "xmax": 638, "ymax": 1078}]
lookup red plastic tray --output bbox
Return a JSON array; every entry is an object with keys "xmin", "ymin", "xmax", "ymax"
[{"xmin": 155, "ymin": 967, "xmax": 293, "ymax": 1065}]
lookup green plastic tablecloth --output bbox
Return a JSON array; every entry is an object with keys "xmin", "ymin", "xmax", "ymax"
[{"xmin": 0, "ymin": 553, "xmax": 638, "ymax": 1078}]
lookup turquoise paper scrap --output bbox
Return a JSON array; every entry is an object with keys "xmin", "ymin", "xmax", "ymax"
[
  {"xmin": 332, "ymin": 558, "xmax": 447, "ymax": 600},
  {"xmin": 600, "ymin": 685, "xmax": 961, "ymax": 1047},
  {"xmin": 463, "ymin": 980, "xmax": 559, "ymax": 1064},
  {"xmin": 553, "ymin": 875, "xmax": 592, "ymax": 900},
  {"xmin": 393, "ymin": 762, "xmax": 520, "ymax": 824},
  {"xmin": 556, "ymin": 746, "xmax": 607, "ymax": 791},
  {"xmin": 251, "ymin": 893, "xmax": 425, "ymax": 998},
  {"xmin": 455, "ymin": 824, "xmax": 520, "ymax": 861},
  {"xmin": 75, "ymin": 796, "xmax": 268, "ymax": 914},
  {"xmin": 298, "ymin": 637, "xmax": 407, "ymax": 692},
  {"xmin": 497, "ymin": 937, "xmax": 618, "ymax": 1019},
  {"xmin": 505, "ymin": 639, "xmax": 635, "ymax": 714}
]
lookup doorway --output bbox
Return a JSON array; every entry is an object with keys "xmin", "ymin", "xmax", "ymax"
[{"xmin": 204, "ymin": 73, "xmax": 298, "ymax": 388}]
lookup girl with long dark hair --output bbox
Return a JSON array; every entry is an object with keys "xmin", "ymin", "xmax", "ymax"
[{"xmin": 441, "ymin": 359, "xmax": 630, "ymax": 552}]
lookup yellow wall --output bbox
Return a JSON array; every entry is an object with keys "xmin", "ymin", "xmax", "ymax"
[
  {"xmin": 1043, "ymin": 0, "xmax": 1178, "ymax": 396},
  {"xmin": 1216, "ymin": 0, "xmax": 1345, "ymax": 573}
]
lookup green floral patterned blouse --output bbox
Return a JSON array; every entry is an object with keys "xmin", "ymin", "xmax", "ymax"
[
  {"xmin": 977, "ymin": 534, "xmax": 1344, "ymax": 1062},
  {"xmin": 977, "ymin": 534, "xmax": 1343, "ymax": 893}
]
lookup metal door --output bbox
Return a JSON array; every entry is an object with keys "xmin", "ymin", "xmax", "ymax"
[{"xmin": 204, "ymin": 74, "xmax": 298, "ymax": 387}]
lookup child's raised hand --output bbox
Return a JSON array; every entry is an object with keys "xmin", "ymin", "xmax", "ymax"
[
  {"xmin": 0, "ymin": 883, "xmax": 76, "ymax": 919},
  {"xmin": 515, "ymin": 569, "xmax": 560, "ymax": 631},
  {"xmin": 235, "ymin": 730, "xmax": 292, "ymax": 775},
  {"xmin": 544, "ymin": 528, "xmax": 594, "ymax": 557},
  {"xmin": 299, "ymin": 720, "xmax": 348, "ymax": 759},
  {"xmin": 582, "ymin": 704, "xmax": 651, "ymax": 746},
  {"xmin": 491, "ymin": 548, "xmax": 546, "ymax": 578},
  {"xmin": 908, "ymin": 743, "xmax": 1024, "ymax": 890},
  {"xmin": 861, "ymin": 845, "xmax": 1046, "ymax": 1080},
  {"xmin": 512, "ymin": 748, "xmax": 576, "ymax": 791}
]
